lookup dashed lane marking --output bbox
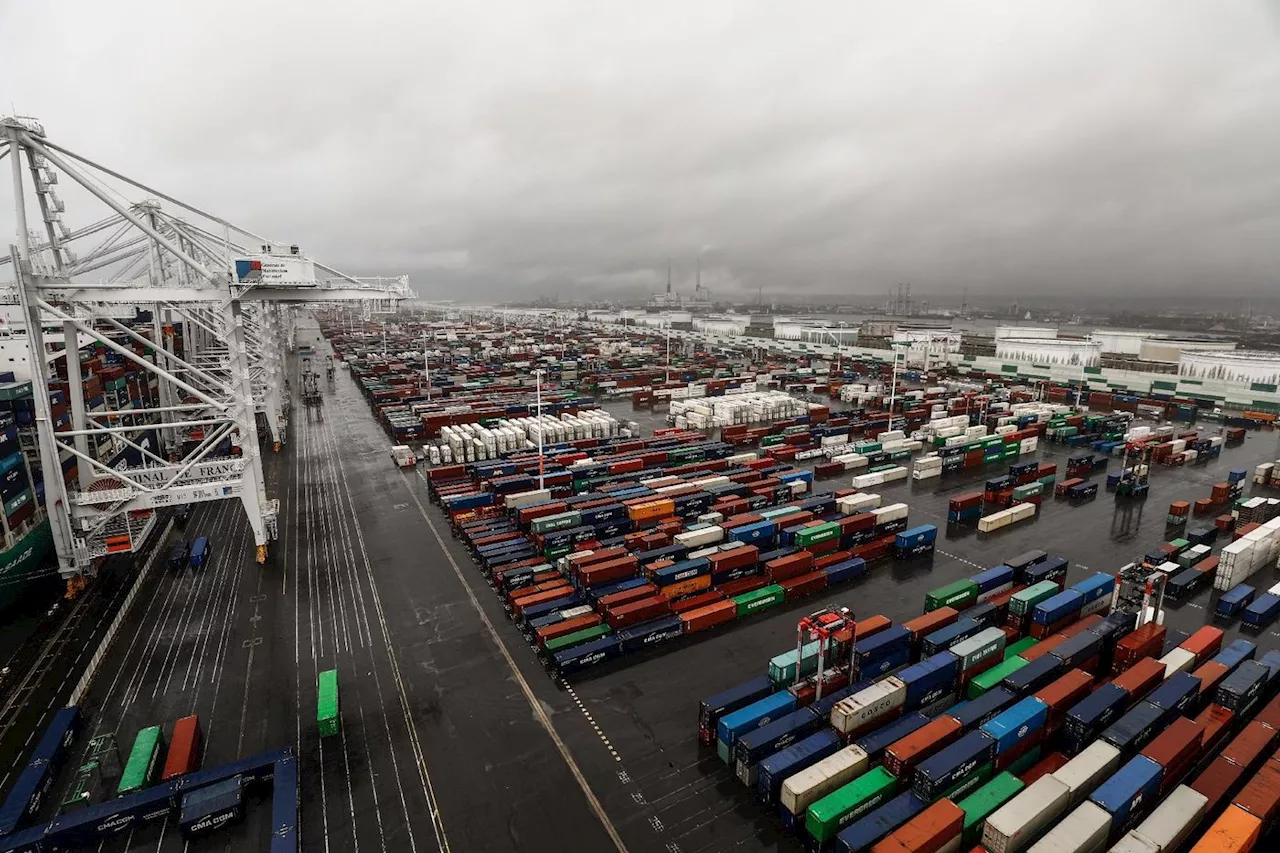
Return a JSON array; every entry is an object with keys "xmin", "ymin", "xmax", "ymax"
[
  {"xmin": 563, "ymin": 680, "xmax": 622, "ymax": 762},
  {"xmin": 937, "ymin": 549, "xmax": 984, "ymax": 570}
]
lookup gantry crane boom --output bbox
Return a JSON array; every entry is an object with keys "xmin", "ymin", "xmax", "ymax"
[{"xmin": 1, "ymin": 116, "xmax": 409, "ymax": 585}]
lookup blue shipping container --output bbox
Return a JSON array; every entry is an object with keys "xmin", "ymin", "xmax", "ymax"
[
  {"xmin": 835, "ymin": 791, "xmax": 929, "ymax": 853},
  {"xmin": 1032, "ymin": 590, "xmax": 1085, "ymax": 626},
  {"xmin": 1072, "ymin": 573, "xmax": 1116, "ymax": 605},
  {"xmin": 1089, "ymin": 755, "xmax": 1162, "ymax": 839},
  {"xmin": 716, "ymin": 691, "xmax": 798, "ymax": 753},
  {"xmin": 921, "ymin": 618, "xmax": 983, "ymax": 657},
  {"xmin": 755, "ymin": 729, "xmax": 842, "ymax": 806},
  {"xmin": 1051, "ymin": 631, "xmax": 1104, "ymax": 670},
  {"xmin": 1102, "ymin": 701, "xmax": 1168, "ymax": 753},
  {"xmin": 948, "ymin": 687, "xmax": 1019, "ymax": 731},
  {"xmin": 1000, "ymin": 655, "xmax": 1064, "ymax": 697},
  {"xmin": 1216, "ymin": 660, "xmax": 1271, "ymax": 712},
  {"xmin": 1146, "ymin": 672, "xmax": 1200, "ymax": 715},
  {"xmin": 855, "ymin": 626, "xmax": 912, "ymax": 667},
  {"xmin": 1217, "ymin": 585, "xmax": 1256, "ymax": 619},
  {"xmin": 734, "ymin": 708, "xmax": 824, "ymax": 784},
  {"xmin": 1024, "ymin": 556, "xmax": 1068, "ymax": 586},
  {"xmin": 896, "ymin": 653, "xmax": 961, "ymax": 711},
  {"xmin": 858, "ymin": 646, "xmax": 911, "ymax": 680},
  {"xmin": 970, "ymin": 565, "xmax": 1015, "ymax": 595},
  {"xmin": 1213, "ymin": 639, "xmax": 1257, "ymax": 670},
  {"xmin": 1243, "ymin": 593, "xmax": 1280, "ymax": 629},
  {"xmin": 729, "ymin": 521, "xmax": 777, "ymax": 545},
  {"xmin": 981, "ymin": 697, "xmax": 1049, "ymax": 754},
  {"xmin": 823, "ymin": 558, "xmax": 867, "ymax": 586},
  {"xmin": 913, "ymin": 731, "xmax": 996, "ymax": 801},
  {"xmin": 894, "ymin": 525, "xmax": 937, "ymax": 549},
  {"xmin": 1064, "ymin": 683, "xmax": 1129, "ymax": 755},
  {"xmin": 700, "ymin": 676, "xmax": 776, "ymax": 742}
]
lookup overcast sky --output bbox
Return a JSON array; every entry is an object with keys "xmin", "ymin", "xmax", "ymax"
[{"xmin": 3, "ymin": 2, "xmax": 1279, "ymax": 302}]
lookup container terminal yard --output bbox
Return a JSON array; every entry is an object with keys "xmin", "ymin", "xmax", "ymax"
[{"xmin": 6, "ymin": 127, "xmax": 1280, "ymax": 853}]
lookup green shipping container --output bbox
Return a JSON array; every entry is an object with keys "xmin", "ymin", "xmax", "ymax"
[
  {"xmin": 806, "ymin": 767, "xmax": 898, "ymax": 845},
  {"xmin": 1037, "ymin": 474, "xmax": 1057, "ymax": 489},
  {"xmin": 768, "ymin": 638, "xmax": 836, "ymax": 685},
  {"xmin": 544, "ymin": 624, "xmax": 612, "ymax": 653},
  {"xmin": 1009, "ymin": 581, "xmax": 1060, "ymax": 616},
  {"xmin": 733, "ymin": 585, "xmax": 785, "ymax": 618},
  {"xmin": 870, "ymin": 463, "xmax": 897, "ymax": 474},
  {"xmin": 925, "ymin": 579, "xmax": 978, "ymax": 612},
  {"xmin": 942, "ymin": 761, "xmax": 994, "ymax": 805},
  {"xmin": 796, "ymin": 522, "xmax": 841, "ymax": 548},
  {"xmin": 117, "ymin": 725, "xmax": 166, "ymax": 796},
  {"xmin": 1004, "ymin": 637, "xmax": 1037, "ymax": 660},
  {"xmin": 318, "ymin": 669, "xmax": 340, "ymax": 738},
  {"xmin": 531, "ymin": 511, "xmax": 582, "ymax": 534},
  {"xmin": 1012, "ymin": 483, "xmax": 1044, "ymax": 500},
  {"xmin": 957, "ymin": 772, "xmax": 1025, "ymax": 847},
  {"xmin": 854, "ymin": 442, "xmax": 882, "ymax": 454},
  {"xmin": 1168, "ymin": 538, "xmax": 1190, "ymax": 554},
  {"xmin": 543, "ymin": 544, "xmax": 573, "ymax": 560},
  {"xmin": 967, "ymin": 657, "xmax": 1028, "ymax": 699}
]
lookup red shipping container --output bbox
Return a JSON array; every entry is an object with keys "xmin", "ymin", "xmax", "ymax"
[
  {"xmin": 816, "ymin": 550, "xmax": 854, "ymax": 570},
  {"xmin": 871, "ymin": 799, "xmax": 963, "ymax": 853},
  {"xmin": 510, "ymin": 581, "xmax": 573, "ymax": 610},
  {"xmin": 1195, "ymin": 556, "xmax": 1219, "ymax": 574},
  {"xmin": 537, "ymin": 614, "xmax": 604, "ymax": 647},
  {"xmin": 1223, "ymin": 721, "xmax": 1278, "ymax": 770},
  {"xmin": 1193, "ymin": 757, "xmax": 1247, "ymax": 814},
  {"xmin": 884, "ymin": 716, "xmax": 964, "ymax": 780},
  {"xmin": 948, "ymin": 492, "xmax": 983, "ymax": 512},
  {"xmin": 1253, "ymin": 694, "xmax": 1280, "ymax": 732},
  {"xmin": 1029, "ymin": 613, "xmax": 1077, "ymax": 640},
  {"xmin": 1021, "ymin": 634, "xmax": 1069, "ymax": 663},
  {"xmin": 855, "ymin": 615, "xmax": 893, "ymax": 640},
  {"xmin": 670, "ymin": 591, "xmax": 724, "ymax": 614},
  {"xmin": 1113, "ymin": 624, "xmax": 1167, "ymax": 675},
  {"xmin": 708, "ymin": 545, "xmax": 760, "ymax": 575},
  {"xmin": 1060, "ymin": 614, "xmax": 1103, "ymax": 639},
  {"xmin": 1193, "ymin": 662, "xmax": 1232, "ymax": 701},
  {"xmin": 1197, "ymin": 704, "xmax": 1236, "ymax": 756},
  {"xmin": 1019, "ymin": 752, "xmax": 1070, "ymax": 787},
  {"xmin": 904, "ymin": 609, "xmax": 959, "ymax": 651},
  {"xmin": 1180, "ymin": 626, "xmax": 1224, "ymax": 664},
  {"xmin": 1113, "ymin": 658, "xmax": 1166, "ymax": 706},
  {"xmin": 568, "ymin": 547, "xmax": 629, "ymax": 569},
  {"xmin": 851, "ymin": 535, "xmax": 896, "ymax": 563},
  {"xmin": 1034, "ymin": 670, "xmax": 1094, "ymax": 737},
  {"xmin": 1141, "ymin": 717, "xmax": 1205, "ymax": 793},
  {"xmin": 780, "ymin": 571, "xmax": 829, "ymax": 601},
  {"xmin": 768, "ymin": 552, "xmax": 815, "ymax": 582},
  {"xmin": 1232, "ymin": 760, "xmax": 1280, "ymax": 824},
  {"xmin": 598, "ymin": 584, "xmax": 661, "ymax": 610},
  {"xmin": 679, "ymin": 600, "xmax": 736, "ymax": 633},
  {"xmin": 161, "ymin": 715, "xmax": 203, "ymax": 781},
  {"xmin": 839, "ymin": 512, "xmax": 876, "ymax": 536},
  {"xmin": 717, "ymin": 575, "xmax": 768, "ymax": 598},
  {"xmin": 605, "ymin": 595, "xmax": 671, "ymax": 629},
  {"xmin": 578, "ymin": 557, "xmax": 640, "ymax": 588}
]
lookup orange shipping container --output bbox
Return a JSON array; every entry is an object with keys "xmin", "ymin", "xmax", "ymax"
[
  {"xmin": 872, "ymin": 798, "xmax": 964, "ymax": 853},
  {"xmin": 660, "ymin": 574, "xmax": 712, "ymax": 600},
  {"xmin": 679, "ymin": 600, "xmax": 737, "ymax": 633},
  {"xmin": 1190, "ymin": 805, "xmax": 1261, "ymax": 853},
  {"xmin": 628, "ymin": 499, "xmax": 675, "ymax": 521}
]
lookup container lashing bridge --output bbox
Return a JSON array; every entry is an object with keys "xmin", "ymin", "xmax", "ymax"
[{"xmin": 1, "ymin": 116, "xmax": 410, "ymax": 589}]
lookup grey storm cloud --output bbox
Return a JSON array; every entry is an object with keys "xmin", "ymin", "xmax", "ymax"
[{"xmin": 2, "ymin": 1, "xmax": 1279, "ymax": 300}]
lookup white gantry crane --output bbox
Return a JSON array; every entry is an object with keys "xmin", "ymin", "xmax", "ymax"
[{"xmin": 1, "ymin": 116, "xmax": 410, "ymax": 589}]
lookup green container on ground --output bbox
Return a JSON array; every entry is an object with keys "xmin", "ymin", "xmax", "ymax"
[
  {"xmin": 854, "ymin": 442, "xmax": 882, "ymax": 454},
  {"xmin": 543, "ymin": 544, "xmax": 573, "ymax": 560},
  {"xmin": 1012, "ymin": 483, "xmax": 1044, "ymax": 500},
  {"xmin": 1037, "ymin": 474, "xmax": 1057, "ymax": 489},
  {"xmin": 1009, "ymin": 581, "xmax": 1060, "ymax": 616},
  {"xmin": 1004, "ymin": 637, "xmax": 1037, "ymax": 660},
  {"xmin": 925, "ymin": 579, "xmax": 978, "ymax": 612},
  {"xmin": 805, "ymin": 767, "xmax": 898, "ymax": 847},
  {"xmin": 1168, "ymin": 538, "xmax": 1190, "ymax": 554},
  {"xmin": 958, "ymin": 772, "xmax": 1025, "ymax": 847},
  {"xmin": 968, "ymin": 657, "xmax": 1028, "ymax": 699},
  {"xmin": 544, "ymin": 624, "xmax": 612, "ymax": 653},
  {"xmin": 732, "ymin": 585, "xmax": 785, "ymax": 618},
  {"xmin": 117, "ymin": 725, "xmax": 166, "ymax": 796},
  {"xmin": 796, "ymin": 522, "xmax": 841, "ymax": 548},
  {"xmin": 870, "ymin": 463, "xmax": 897, "ymax": 474},
  {"xmin": 318, "ymin": 669, "xmax": 340, "ymax": 738}
]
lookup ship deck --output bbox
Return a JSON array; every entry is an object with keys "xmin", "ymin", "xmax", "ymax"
[{"xmin": 2, "ymin": 317, "xmax": 1280, "ymax": 852}]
